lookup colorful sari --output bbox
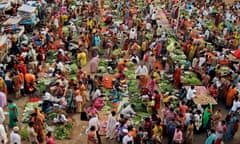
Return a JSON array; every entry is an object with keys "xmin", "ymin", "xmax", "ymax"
[
  {"xmin": 80, "ymin": 84, "xmax": 87, "ymax": 106},
  {"xmin": 226, "ymin": 87, "xmax": 237, "ymax": 108},
  {"xmin": 203, "ymin": 104, "xmax": 212, "ymax": 129},
  {"xmin": 8, "ymin": 103, "xmax": 18, "ymax": 128},
  {"xmin": 32, "ymin": 113, "xmax": 44, "ymax": 143},
  {"xmin": 173, "ymin": 68, "xmax": 181, "ymax": 89}
]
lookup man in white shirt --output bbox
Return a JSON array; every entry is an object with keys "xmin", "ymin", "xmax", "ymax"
[
  {"xmin": 231, "ymin": 98, "xmax": 240, "ymax": 112},
  {"xmin": 186, "ymin": 86, "xmax": 196, "ymax": 105},
  {"xmin": 92, "ymin": 88, "xmax": 101, "ymax": 101},
  {"xmin": 122, "ymin": 132, "xmax": 134, "ymax": 144},
  {"xmin": 129, "ymin": 28, "xmax": 136, "ymax": 40},
  {"xmin": 135, "ymin": 63, "xmax": 148, "ymax": 75},
  {"xmin": 0, "ymin": 124, "xmax": 7, "ymax": 144},
  {"xmin": 121, "ymin": 104, "xmax": 136, "ymax": 118},
  {"xmin": 88, "ymin": 116, "xmax": 102, "ymax": 144},
  {"xmin": 199, "ymin": 55, "xmax": 206, "ymax": 68},
  {"xmin": 10, "ymin": 127, "xmax": 21, "ymax": 144},
  {"xmin": 56, "ymin": 60, "xmax": 64, "ymax": 72}
]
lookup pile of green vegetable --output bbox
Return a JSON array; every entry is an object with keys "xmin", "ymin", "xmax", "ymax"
[
  {"xmin": 46, "ymin": 50, "xmax": 56, "ymax": 64},
  {"xmin": 55, "ymin": 122, "xmax": 73, "ymax": 140},
  {"xmin": 20, "ymin": 126, "xmax": 28, "ymax": 140},
  {"xmin": 181, "ymin": 76, "xmax": 202, "ymax": 85},
  {"xmin": 69, "ymin": 63, "xmax": 78, "ymax": 74},
  {"xmin": 22, "ymin": 102, "xmax": 40, "ymax": 122},
  {"xmin": 37, "ymin": 78, "xmax": 54, "ymax": 93},
  {"xmin": 158, "ymin": 78, "xmax": 174, "ymax": 93}
]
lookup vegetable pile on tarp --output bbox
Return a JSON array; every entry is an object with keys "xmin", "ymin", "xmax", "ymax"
[
  {"xmin": 22, "ymin": 102, "xmax": 40, "ymax": 122},
  {"xmin": 69, "ymin": 63, "xmax": 78, "ymax": 74},
  {"xmin": 55, "ymin": 122, "xmax": 73, "ymax": 140},
  {"xmin": 181, "ymin": 73, "xmax": 202, "ymax": 85},
  {"xmin": 20, "ymin": 126, "xmax": 28, "ymax": 140},
  {"xmin": 37, "ymin": 78, "xmax": 54, "ymax": 92},
  {"xmin": 158, "ymin": 78, "xmax": 174, "ymax": 93},
  {"xmin": 46, "ymin": 50, "xmax": 56, "ymax": 64}
]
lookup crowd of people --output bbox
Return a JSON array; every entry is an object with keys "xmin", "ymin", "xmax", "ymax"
[{"xmin": 0, "ymin": 0, "xmax": 239, "ymax": 144}]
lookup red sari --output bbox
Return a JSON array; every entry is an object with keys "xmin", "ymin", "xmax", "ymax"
[
  {"xmin": 154, "ymin": 94, "xmax": 161, "ymax": 112},
  {"xmin": 174, "ymin": 68, "xmax": 182, "ymax": 89}
]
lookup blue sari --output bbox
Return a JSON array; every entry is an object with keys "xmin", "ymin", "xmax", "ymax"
[{"xmin": 224, "ymin": 116, "xmax": 237, "ymax": 141}]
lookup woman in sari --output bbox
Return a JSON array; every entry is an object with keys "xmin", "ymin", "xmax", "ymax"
[
  {"xmin": 226, "ymin": 85, "xmax": 238, "ymax": 109},
  {"xmin": 90, "ymin": 56, "xmax": 99, "ymax": 73},
  {"xmin": 173, "ymin": 66, "xmax": 182, "ymax": 89},
  {"xmin": 224, "ymin": 113, "xmax": 238, "ymax": 141},
  {"xmin": 79, "ymin": 81, "xmax": 87, "ymax": 106},
  {"xmin": 74, "ymin": 87, "xmax": 82, "ymax": 113},
  {"xmin": 203, "ymin": 104, "xmax": 212, "ymax": 129},
  {"xmin": 0, "ymin": 77, "xmax": 7, "ymax": 94},
  {"xmin": 136, "ymin": 75, "xmax": 148, "ymax": 89},
  {"xmin": 8, "ymin": 99, "xmax": 18, "ymax": 128},
  {"xmin": 188, "ymin": 44, "xmax": 196, "ymax": 62},
  {"xmin": 148, "ymin": 76, "xmax": 156, "ymax": 95},
  {"xmin": 31, "ymin": 111, "xmax": 44, "ymax": 143}
]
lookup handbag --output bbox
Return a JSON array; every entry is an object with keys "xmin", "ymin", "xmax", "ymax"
[
  {"xmin": 13, "ymin": 118, "xmax": 18, "ymax": 122},
  {"xmin": 80, "ymin": 111, "xmax": 88, "ymax": 121}
]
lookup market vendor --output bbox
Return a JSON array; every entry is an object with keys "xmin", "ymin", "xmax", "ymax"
[
  {"xmin": 186, "ymin": 86, "xmax": 196, "ymax": 106},
  {"xmin": 120, "ymin": 104, "xmax": 136, "ymax": 118}
]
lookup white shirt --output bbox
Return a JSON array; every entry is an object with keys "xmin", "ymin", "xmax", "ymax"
[
  {"xmin": 151, "ymin": 13, "xmax": 156, "ymax": 20},
  {"xmin": 146, "ymin": 23, "xmax": 152, "ymax": 30},
  {"xmin": 231, "ymin": 100, "xmax": 240, "ymax": 112},
  {"xmin": 75, "ymin": 95, "xmax": 83, "ymax": 102},
  {"xmin": 88, "ymin": 117, "xmax": 99, "ymax": 130},
  {"xmin": 121, "ymin": 105, "xmax": 136, "ymax": 116},
  {"xmin": 10, "ymin": 131, "xmax": 21, "ymax": 144},
  {"xmin": 92, "ymin": 89, "xmax": 101, "ymax": 100},
  {"xmin": 122, "ymin": 134, "xmax": 134, "ymax": 144},
  {"xmin": 199, "ymin": 57, "xmax": 206, "ymax": 67},
  {"xmin": 204, "ymin": 29, "xmax": 210, "ymax": 39},
  {"xmin": 130, "ymin": 55, "xmax": 140, "ymax": 64},
  {"xmin": 0, "ymin": 124, "xmax": 7, "ymax": 144},
  {"xmin": 186, "ymin": 88, "xmax": 196, "ymax": 100},
  {"xmin": 56, "ymin": 62, "xmax": 64, "ymax": 71},
  {"xmin": 0, "ymin": 107, "xmax": 5, "ymax": 124},
  {"xmin": 129, "ymin": 28, "xmax": 136, "ymax": 40},
  {"xmin": 135, "ymin": 65, "xmax": 148, "ymax": 75}
]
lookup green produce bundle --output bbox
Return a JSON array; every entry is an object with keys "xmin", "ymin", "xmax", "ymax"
[
  {"xmin": 55, "ymin": 122, "xmax": 73, "ymax": 140},
  {"xmin": 112, "ymin": 48, "xmax": 121, "ymax": 56},
  {"xmin": 20, "ymin": 126, "xmax": 28, "ymax": 140},
  {"xmin": 182, "ymin": 77, "xmax": 202, "ymax": 85},
  {"xmin": 69, "ymin": 63, "xmax": 79, "ymax": 74},
  {"xmin": 158, "ymin": 83, "xmax": 174, "ymax": 93},
  {"xmin": 97, "ymin": 66, "xmax": 107, "ymax": 73}
]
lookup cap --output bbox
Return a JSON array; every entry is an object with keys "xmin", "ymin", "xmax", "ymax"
[{"xmin": 13, "ymin": 126, "xmax": 19, "ymax": 132}]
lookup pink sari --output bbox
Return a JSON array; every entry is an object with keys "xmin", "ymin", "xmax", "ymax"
[{"xmin": 90, "ymin": 57, "xmax": 99, "ymax": 73}]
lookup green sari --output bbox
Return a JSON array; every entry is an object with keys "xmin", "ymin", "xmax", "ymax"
[
  {"xmin": 203, "ymin": 104, "xmax": 212, "ymax": 129},
  {"xmin": 8, "ymin": 103, "xmax": 18, "ymax": 128}
]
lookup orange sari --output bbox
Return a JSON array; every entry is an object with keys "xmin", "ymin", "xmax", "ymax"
[
  {"xmin": 139, "ymin": 75, "xmax": 149, "ymax": 88},
  {"xmin": 80, "ymin": 84, "xmax": 87, "ymax": 105},
  {"xmin": 226, "ymin": 87, "xmax": 237, "ymax": 107}
]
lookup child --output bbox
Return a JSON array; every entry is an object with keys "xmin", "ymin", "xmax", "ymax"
[{"xmin": 135, "ymin": 127, "xmax": 144, "ymax": 144}]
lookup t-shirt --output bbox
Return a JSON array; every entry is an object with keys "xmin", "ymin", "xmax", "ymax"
[
  {"xmin": 231, "ymin": 100, "xmax": 240, "ymax": 112},
  {"xmin": 153, "ymin": 125, "xmax": 163, "ymax": 136},
  {"xmin": 122, "ymin": 134, "xmax": 134, "ymax": 144}
]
